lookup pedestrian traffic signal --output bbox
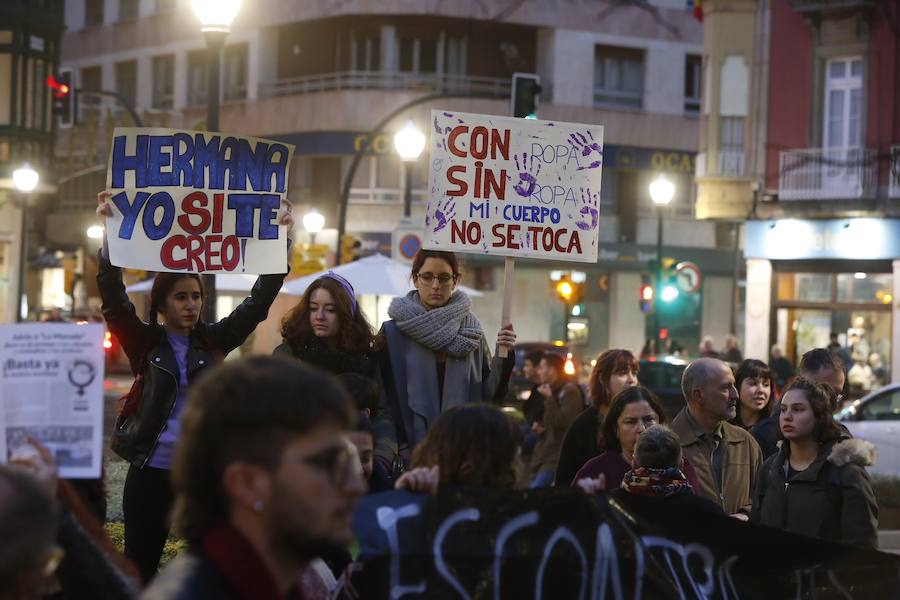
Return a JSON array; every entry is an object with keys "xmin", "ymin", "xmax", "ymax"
[
  {"xmin": 48, "ymin": 69, "xmax": 75, "ymax": 128},
  {"xmin": 511, "ymin": 73, "xmax": 541, "ymax": 119},
  {"xmin": 340, "ymin": 234, "xmax": 361, "ymax": 264}
]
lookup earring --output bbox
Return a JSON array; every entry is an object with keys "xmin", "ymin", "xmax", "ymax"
[{"xmin": 253, "ymin": 500, "xmax": 264, "ymax": 513}]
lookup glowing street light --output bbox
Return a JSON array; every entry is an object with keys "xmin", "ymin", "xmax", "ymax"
[
  {"xmin": 649, "ymin": 175, "xmax": 675, "ymax": 206},
  {"xmin": 191, "ymin": 0, "xmax": 242, "ymax": 32},
  {"xmin": 86, "ymin": 225, "xmax": 104, "ymax": 240},
  {"xmin": 393, "ymin": 121, "xmax": 426, "ymax": 161},
  {"xmin": 302, "ymin": 209, "xmax": 325, "ymax": 245},
  {"xmin": 13, "ymin": 163, "xmax": 39, "ymax": 192}
]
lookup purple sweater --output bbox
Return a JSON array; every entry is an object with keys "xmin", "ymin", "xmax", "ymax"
[{"xmin": 147, "ymin": 332, "xmax": 190, "ymax": 469}]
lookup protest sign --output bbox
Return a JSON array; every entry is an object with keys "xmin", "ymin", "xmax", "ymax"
[
  {"xmin": 106, "ymin": 127, "xmax": 294, "ymax": 275},
  {"xmin": 0, "ymin": 324, "xmax": 105, "ymax": 479},
  {"xmin": 342, "ymin": 488, "xmax": 899, "ymax": 599},
  {"xmin": 424, "ymin": 110, "xmax": 603, "ymax": 263}
]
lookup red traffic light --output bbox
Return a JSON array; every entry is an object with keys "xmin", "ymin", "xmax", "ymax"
[
  {"xmin": 640, "ymin": 284, "xmax": 654, "ymax": 302},
  {"xmin": 46, "ymin": 74, "xmax": 70, "ymax": 98}
]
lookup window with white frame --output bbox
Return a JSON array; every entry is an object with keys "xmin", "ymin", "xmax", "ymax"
[
  {"xmin": 85, "ymin": 0, "xmax": 104, "ymax": 27},
  {"xmin": 115, "ymin": 61, "xmax": 137, "ymax": 110},
  {"xmin": 152, "ymin": 55, "xmax": 175, "ymax": 109},
  {"xmin": 351, "ymin": 34, "xmax": 380, "ymax": 71},
  {"xmin": 593, "ymin": 45, "xmax": 644, "ymax": 109},
  {"xmin": 719, "ymin": 116, "xmax": 744, "ymax": 176},
  {"xmin": 398, "ymin": 37, "xmax": 438, "ymax": 74},
  {"xmin": 187, "ymin": 51, "xmax": 208, "ymax": 106},
  {"xmin": 684, "ymin": 54, "xmax": 701, "ymax": 113},
  {"xmin": 823, "ymin": 57, "xmax": 863, "ymax": 150},
  {"xmin": 119, "ymin": 0, "xmax": 139, "ymax": 21},
  {"xmin": 223, "ymin": 44, "xmax": 248, "ymax": 101}
]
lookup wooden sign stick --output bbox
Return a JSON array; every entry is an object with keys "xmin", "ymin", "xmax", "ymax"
[{"xmin": 498, "ymin": 256, "xmax": 516, "ymax": 358}]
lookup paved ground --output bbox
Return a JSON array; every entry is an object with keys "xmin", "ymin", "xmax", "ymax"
[{"xmin": 103, "ymin": 374, "xmax": 133, "ymax": 523}]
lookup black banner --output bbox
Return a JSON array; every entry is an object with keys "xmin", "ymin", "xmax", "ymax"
[{"xmin": 340, "ymin": 488, "xmax": 900, "ymax": 599}]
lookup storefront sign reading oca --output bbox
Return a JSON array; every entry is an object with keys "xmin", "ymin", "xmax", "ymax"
[
  {"xmin": 424, "ymin": 110, "xmax": 603, "ymax": 263},
  {"xmin": 105, "ymin": 127, "xmax": 295, "ymax": 275}
]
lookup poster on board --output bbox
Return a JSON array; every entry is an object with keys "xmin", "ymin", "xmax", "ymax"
[
  {"xmin": 424, "ymin": 110, "xmax": 603, "ymax": 263},
  {"xmin": 105, "ymin": 127, "xmax": 294, "ymax": 275},
  {"xmin": 0, "ymin": 323, "xmax": 105, "ymax": 479}
]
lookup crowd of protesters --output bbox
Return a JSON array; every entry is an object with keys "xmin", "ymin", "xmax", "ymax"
[{"xmin": 0, "ymin": 190, "xmax": 883, "ymax": 598}]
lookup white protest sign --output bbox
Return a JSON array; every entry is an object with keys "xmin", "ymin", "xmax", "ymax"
[
  {"xmin": 0, "ymin": 324, "xmax": 105, "ymax": 479},
  {"xmin": 424, "ymin": 110, "xmax": 603, "ymax": 263},
  {"xmin": 106, "ymin": 127, "xmax": 294, "ymax": 275}
]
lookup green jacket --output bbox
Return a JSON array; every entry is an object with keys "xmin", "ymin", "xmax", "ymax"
[{"xmin": 751, "ymin": 438, "xmax": 879, "ymax": 548}]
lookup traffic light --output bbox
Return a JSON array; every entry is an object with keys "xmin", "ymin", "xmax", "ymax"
[
  {"xmin": 658, "ymin": 258, "xmax": 679, "ymax": 303},
  {"xmin": 639, "ymin": 275, "xmax": 654, "ymax": 313},
  {"xmin": 554, "ymin": 276, "xmax": 583, "ymax": 305},
  {"xmin": 511, "ymin": 73, "xmax": 541, "ymax": 119},
  {"xmin": 340, "ymin": 234, "xmax": 361, "ymax": 264},
  {"xmin": 48, "ymin": 68, "xmax": 75, "ymax": 128}
]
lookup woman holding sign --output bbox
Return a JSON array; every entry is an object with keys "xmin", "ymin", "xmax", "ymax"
[
  {"xmin": 374, "ymin": 249, "xmax": 516, "ymax": 466},
  {"xmin": 95, "ymin": 191, "xmax": 293, "ymax": 583}
]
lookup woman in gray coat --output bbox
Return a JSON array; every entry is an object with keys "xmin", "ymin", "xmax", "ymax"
[
  {"xmin": 751, "ymin": 376, "xmax": 878, "ymax": 547},
  {"xmin": 374, "ymin": 249, "xmax": 516, "ymax": 466}
]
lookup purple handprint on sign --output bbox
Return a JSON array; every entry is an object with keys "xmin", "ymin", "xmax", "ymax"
[
  {"xmin": 513, "ymin": 153, "xmax": 542, "ymax": 198},
  {"xmin": 576, "ymin": 187, "xmax": 600, "ymax": 231},
  {"xmin": 569, "ymin": 131, "xmax": 603, "ymax": 170},
  {"xmin": 431, "ymin": 199, "xmax": 456, "ymax": 233}
]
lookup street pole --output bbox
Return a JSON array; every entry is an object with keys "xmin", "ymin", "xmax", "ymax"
[
  {"xmin": 402, "ymin": 161, "xmax": 413, "ymax": 218},
  {"xmin": 201, "ymin": 30, "xmax": 226, "ymax": 324},
  {"xmin": 16, "ymin": 194, "xmax": 27, "ymax": 322},
  {"xmin": 654, "ymin": 205, "xmax": 664, "ymax": 355}
]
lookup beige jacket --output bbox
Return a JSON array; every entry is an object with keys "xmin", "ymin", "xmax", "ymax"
[{"xmin": 671, "ymin": 408, "xmax": 763, "ymax": 515}]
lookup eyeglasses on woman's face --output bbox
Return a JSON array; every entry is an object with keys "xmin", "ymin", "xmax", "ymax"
[{"xmin": 415, "ymin": 272, "xmax": 457, "ymax": 286}]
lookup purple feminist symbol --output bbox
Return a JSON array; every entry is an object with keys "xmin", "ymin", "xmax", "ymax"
[
  {"xmin": 432, "ymin": 199, "xmax": 456, "ymax": 233},
  {"xmin": 513, "ymin": 153, "xmax": 542, "ymax": 198},
  {"xmin": 569, "ymin": 131, "xmax": 603, "ymax": 170}
]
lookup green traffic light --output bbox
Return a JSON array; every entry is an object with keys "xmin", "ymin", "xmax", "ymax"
[{"xmin": 661, "ymin": 285, "xmax": 679, "ymax": 303}]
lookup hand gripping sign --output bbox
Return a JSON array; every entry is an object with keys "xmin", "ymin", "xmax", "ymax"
[
  {"xmin": 105, "ymin": 128, "xmax": 295, "ymax": 275},
  {"xmin": 425, "ymin": 110, "xmax": 603, "ymax": 263}
]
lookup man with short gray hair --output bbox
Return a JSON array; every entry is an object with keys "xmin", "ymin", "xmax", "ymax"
[
  {"xmin": 671, "ymin": 358, "xmax": 762, "ymax": 519},
  {"xmin": 632, "ymin": 424, "xmax": 682, "ymax": 471}
]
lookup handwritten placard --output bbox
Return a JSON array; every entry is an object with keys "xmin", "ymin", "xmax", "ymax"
[
  {"xmin": 105, "ymin": 128, "xmax": 294, "ymax": 274},
  {"xmin": 424, "ymin": 111, "xmax": 603, "ymax": 263}
]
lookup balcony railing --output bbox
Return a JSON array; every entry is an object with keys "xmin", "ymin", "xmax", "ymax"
[
  {"xmin": 890, "ymin": 145, "xmax": 900, "ymax": 199},
  {"xmin": 259, "ymin": 71, "xmax": 511, "ymax": 99},
  {"xmin": 778, "ymin": 147, "xmax": 877, "ymax": 200},
  {"xmin": 717, "ymin": 149, "xmax": 745, "ymax": 177},
  {"xmin": 787, "ymin": 0, "xmax": 878, "ymax": 14}
]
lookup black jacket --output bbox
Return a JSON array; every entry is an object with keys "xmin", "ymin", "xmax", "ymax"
[
  {"xmin": 98, "ymin": 253, "xmax": 285, "ymax": 467},
  {"xmin": 751, "ymin": 438, "xmax": 879, "ymax": 548},
  {"xmin": 553, "ymin": 406, "xmax": 601, "ymax": 486},
  {"xmin": 273, "ymin": 335, "xmax": 378, "ymax": 377}
]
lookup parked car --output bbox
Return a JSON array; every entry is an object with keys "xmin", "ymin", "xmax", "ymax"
[
  {"xmin": 639, "ymin": 357, "xmax": 688, "ymax": 421},
  {"xmin": 837, "ymin": 383, "xmax": 900, "ymax": 477}
]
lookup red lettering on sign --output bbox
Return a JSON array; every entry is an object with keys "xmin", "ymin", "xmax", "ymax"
[{"xmin": 178, "ymin": 191, "xmax": 211, "ymax": 234}]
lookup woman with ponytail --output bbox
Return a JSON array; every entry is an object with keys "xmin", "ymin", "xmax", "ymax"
[{"xmin": 95, "ymin": 191, "xmax": 293, "ymax": 584}]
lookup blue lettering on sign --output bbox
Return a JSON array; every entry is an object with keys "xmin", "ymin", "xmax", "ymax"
[
  {"xmin": 142, "ymin": 192, "xmax": 176, "ymax": 240},
  {"xmin": 111, "ymin": 191, "xmax": 150, "ymax": 240},
  {"xmin": 227, "ymin": 194, "xmax": 281, "ymax": 239},
  {"xmin": 109, "ymin": 132, "xmax": 290, "ymax": 193}
]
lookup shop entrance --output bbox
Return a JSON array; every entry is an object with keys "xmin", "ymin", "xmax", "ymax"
[{"xmin": 773, "ymin": 271, "xmax": 892, "ymax": 398}]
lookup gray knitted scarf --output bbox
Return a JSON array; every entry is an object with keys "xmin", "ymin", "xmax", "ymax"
[{"xmin": 388, "ymin": 290, "xmax": 483, "ymax": 358}]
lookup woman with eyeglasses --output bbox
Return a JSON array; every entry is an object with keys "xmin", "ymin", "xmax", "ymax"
[
  {"xmin": 275, "ymin": 272, "xmax": 377, "ymax": 378},
  {"xmin": 573, "ymin": 386, "xmax": 701, "ymax": 492},
  {"xmin": 374, "ymin": 249, "xmax": 516, "ymax": 466},
  {"xmin": 752, "ymin": 377, "xmax": 878, "ymax": 547}
]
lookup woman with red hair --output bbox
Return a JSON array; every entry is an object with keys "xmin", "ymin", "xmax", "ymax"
[{"xmin": 553, "ymin": 349, "xmax": 638, "ymax": 486}]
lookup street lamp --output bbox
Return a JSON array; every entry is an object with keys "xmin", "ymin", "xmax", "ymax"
[
  {"xmin": 192, "ymin": 0, "xmax": 242, "ymax": 323},
  {"xmin": 13, "ymin": 163, "xmax": 38, "ymax": 322},
  {"xmin": 86, "ymin": 225, "xmax": 104, "ymax": 239},
  {"xmin": 648, "ymin": 174, "xmax": 675, "ymax": 354},
  {"xmin": 394, "ymin": 120, "xmax": 426, "ymax": 218},
  {"xmin": 302, "ymin": 209, "xmax": 325, "ymax": 245}
]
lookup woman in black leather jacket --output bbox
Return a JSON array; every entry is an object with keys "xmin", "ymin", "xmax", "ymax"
[{"xmin": 96, "ymin": 191, "xmax": 292, "ymax": 583}]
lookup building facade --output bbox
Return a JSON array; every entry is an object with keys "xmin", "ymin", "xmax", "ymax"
[
  {"xmin": 55, "ymin": 0, "xmax": 737, "ymax": 361},
  {"xmin": 698, "ymin": 0, "xmax": 900, "ymax": 394}
]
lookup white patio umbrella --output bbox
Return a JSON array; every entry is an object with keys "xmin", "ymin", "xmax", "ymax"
[
  {"xmin": 125, "ymin": 273, "xmax": 268, "ymax": 295},
  {"xmin": 280, "ymin": 253, "xmax": 483, "ymax": 297}
]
